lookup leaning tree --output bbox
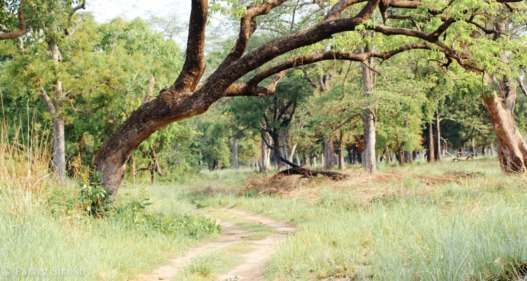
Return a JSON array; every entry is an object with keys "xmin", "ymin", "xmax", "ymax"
[{"xmin": 95, "ymin": 0, "xmax": 527, "ymax": 198}]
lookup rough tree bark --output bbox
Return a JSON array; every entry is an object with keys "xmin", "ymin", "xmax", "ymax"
[
  {"xmin": 483, "ymin": 91, "xmax": 527, "ymax": 173},
  {"xmin": 480, "ymin": 19, "xmax": 527, "ymax": 174}
]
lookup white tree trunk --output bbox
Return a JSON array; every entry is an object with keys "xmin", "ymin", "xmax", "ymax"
[{"xmin": 362, "ymin": 55, "xmax": 376, "ymax": 173}]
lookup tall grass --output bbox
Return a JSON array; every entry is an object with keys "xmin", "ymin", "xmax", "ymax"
[
  {"xmin": 0, "ymin": 119, "xmax": 222, "ymax": 280},
  {"xmin": 0, "ymin": 117, "xmax": 52, "ymax": 209}
]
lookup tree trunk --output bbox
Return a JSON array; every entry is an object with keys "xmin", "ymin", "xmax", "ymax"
[
  {"xmin": 404, "ymin": 150, "xmax": 413, "ymax": 164},
  {"xmin": 354, "ymin": 146, "xmax": 362, "ymax": 164},
  {"xmin": 435, "ymin": 109, "xmax": 441, "ymax": 161},
  {"xmin": 428, "ymin": 122, "xmax": 435, "ymax": 162},
  {"xmin": 482, "ymin": 19, "xmax": 525, "ymax": 173},
  {"xmin": 362, "ymin": 56, "xmax": 376, "ymax": 173},
  {"xmin": 288, "ymin": 143, "xmax": 297, "ymax": 163},
  {"xmin": 97, "ymin": 88, "xmax": 213, "ymax": 198},
  {"xmin": 231, "ymin": 127, "xmax": 239, "ymax": 169},
  {"xmin": 347, "ymin": 145, "xmax": 353, "ymax": 164},
  {"xmin": 471, "ymin": 138, "xmax": 476, "ymax": 157},
  {"xmin": 271, "ymin": 132, "xmax": 284, "ymax": 168},
  {"xmin": 52, "ymin": 117, "xmax": 66, "ymax": 179},
  {"xmin": 41, "ymin": 92, "xmax": 66, "ymax": 180},
  {"xmin": 483, "ymin": 91, "xmax": 527, "ymax": 173},
  {"xmin": 396, "ymin": 150, "xmax": 404, "ymax": 166},
  {"xmin": 41, "ymin": 41, "xmax": 67, "ymax": 180},
  {"xmin": 403, "ymin": 120, "xmax": 412, "ymax": 163},
  {"xmin": 130, "ymin": 153, "xmax": 136, "ymax": 183},
  {"xmin": 260, "ymin": 130, "xmax": 271, "ymax": 172},
  {"xmin": 323, "ymin": 136, "xmax": 335, "ymax": 169},
  {"xmin": 338, "ymin": 150, "xmax": 345, "ymax": 169},
  {"xmin": 489, "ymin": 142, "xmax": 495, "ymax": 156},
  {"xmin": 337, "ymin": 131, "xmax": 345, "ymax": 170}
]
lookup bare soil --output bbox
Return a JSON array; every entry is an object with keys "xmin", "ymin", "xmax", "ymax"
[{"xmin": 136, "ymin": 208, "xmax": 295, "ymax": 281}]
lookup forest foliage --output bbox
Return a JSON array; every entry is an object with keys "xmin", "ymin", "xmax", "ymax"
[{"xmin": 1, "ymin": 0, "xmax": 527, "ymax": 185}]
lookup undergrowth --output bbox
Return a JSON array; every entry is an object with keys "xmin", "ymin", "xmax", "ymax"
[{"xmin": 0, "ymin": 122, "xmax": 222, "ymax": 280}]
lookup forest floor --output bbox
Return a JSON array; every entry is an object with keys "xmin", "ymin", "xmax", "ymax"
[{"xmin": 136, "ymin": 208, "xmax": 296, "ymax": 281}]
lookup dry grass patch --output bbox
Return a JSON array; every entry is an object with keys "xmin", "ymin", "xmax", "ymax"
[
  {"xmin": 240, "ymin": 173, "xmax": 307, "ymax": 195},
  {"xmin": 240, "ymin": 165, "xmax": 488, "ymax": 207}
]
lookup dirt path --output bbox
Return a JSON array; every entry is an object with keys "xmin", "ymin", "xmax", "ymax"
[
  {"xmin": 216, "ymin": 209, "xmax": 296, "ymax": 281},
  {"xmin": 136, "ymin": 208, "xmax": 295, "ymax": 281}
]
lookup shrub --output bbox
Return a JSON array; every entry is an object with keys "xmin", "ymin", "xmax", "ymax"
[{"xmin": 111, "ymin": 189, "xmax": 220, "ymax": 238}]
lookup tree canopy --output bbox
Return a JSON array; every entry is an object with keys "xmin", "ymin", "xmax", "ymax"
[{"xmin": 1, "ymin": 0, "xmax": 527, "ymax": 199}]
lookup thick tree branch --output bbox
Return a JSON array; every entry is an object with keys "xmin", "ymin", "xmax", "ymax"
[
  {"xmin": 517, "ymin": 77, "xmax": 527, "ymax": 99},
  {"xmin": 386, "ymin": 14, "xmax": 422, "ymax": 30},
  {"xmin": 248, "ymin": 42, "xmax": 431, "ymax": 90},
  {"xmin": 389, "ymin": 1, "xmax": 424, "ymax": 9},
  {"xmin": 173, "ymin": 0, "xmax": 208, "ymax": 92},
  {"xmin": 225, "ymin": 43, "xmax": 431, "ymax": 97},
  {"xmin": 225, "ymin": 71, "xmax": 287, "ymax": 97},
  {"xmin": 467, "ymin": 17, "xmax": 500, "ymax": 35},
  {"xmin": 0, "ymin": 1, "xmax": 27, "ymax": 40},
  {"xmin": 69, "ymin": 0, "xmax": 86, "ymax": 22},
  {"xmin": 218, "ymin": 0, "xmax": 287, "ymax": 68},
  {"xmin": 65, "ymin": 0, "xmax": 86, "ymax": 35},
  {"xmin": 301, "ymin": 68, "xmax": 319, "ymax": 89},
  {"xmin": 324, "ymin": 0, "xmax": 367, "ymax": 21},
  {"xmin": 430, "ymin": 17, "xmax": 456, "ymax": 39},
  {"xmin": 371, "ymin": 24, "xmax": 483, "ymax": 72},
  {"xmin": 200, "ymin": 0, "xmax": 381, "ymax": 102},
  {"xmin": 40, "ymin": 89, "xmax": 56, "ymax": 118}
]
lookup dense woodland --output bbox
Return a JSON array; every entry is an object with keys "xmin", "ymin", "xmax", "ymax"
[{"xmin": 1, "ymin": 0, "xmax": 527, "ymax": 196}]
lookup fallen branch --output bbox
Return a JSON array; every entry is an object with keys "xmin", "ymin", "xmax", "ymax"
[
  {"xmin": 274, "ymin": 167, "xmax": 349, "ymax": 180},
  {"xmin": 273, "ymin": 154, "xmax": 349, "ymax": 181}
]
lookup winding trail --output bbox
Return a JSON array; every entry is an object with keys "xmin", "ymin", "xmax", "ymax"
[{"xmin": 136, "ymin": 208, "xmax": 296, "ymax": 281}]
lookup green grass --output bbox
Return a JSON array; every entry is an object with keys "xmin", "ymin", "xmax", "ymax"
[
  {"xmin": 0, "ymin": 183, "xmax": 225, "ymax": 281},
  {"xmin": 4, "ymin": 133, "xmax": 527, "ymax": 281},
  {"xmin": 172, "ymin": 159, "xmax": 527, "ymax": 281},
  {"xmin": 175, "ymin": 250, "xmax": 243, "ymax": 281}
]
